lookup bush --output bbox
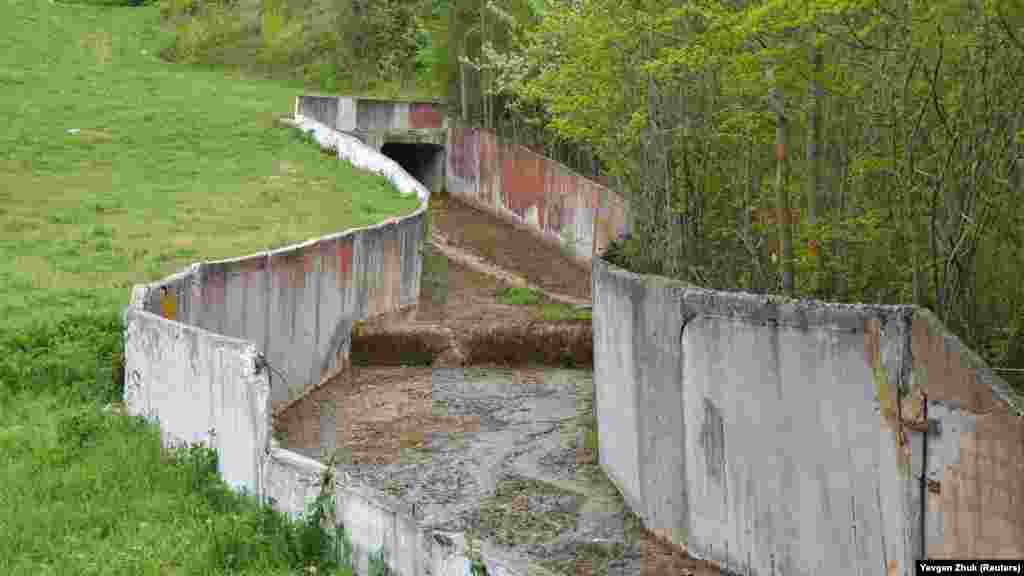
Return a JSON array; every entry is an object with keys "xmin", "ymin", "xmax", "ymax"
[{"xmin": 0, "ymin": 313, "xmax": 124, "ymax": 404}]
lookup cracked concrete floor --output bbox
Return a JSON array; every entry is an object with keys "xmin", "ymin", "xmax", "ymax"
[{"xmin": 274, "ymin": 365, "xmax": 720, "ymax": 576}]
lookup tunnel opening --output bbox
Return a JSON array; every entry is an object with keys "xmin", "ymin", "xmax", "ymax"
[{"xmin": 380, "ymin": 142, "xmax": 445, "ymax": 193}]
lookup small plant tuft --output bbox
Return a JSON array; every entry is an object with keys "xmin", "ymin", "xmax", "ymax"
[{"xmin": 495, "ymin": 285, "xmax": 544, "ymax": 306}]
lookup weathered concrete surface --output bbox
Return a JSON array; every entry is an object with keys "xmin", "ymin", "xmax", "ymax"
[
  {"xmin": 446, "ymin": 125, "xmax": 629, "ymax": 266},
  {"xmin": 296, "ymin": 94, "xmax": 448, "ymax": 171},
  {"xmin": 262, "ymin": 446, "xmax": 482, "ymax": 576},
  {"xmin": 289, "ymin": 114, "xmax": 431, "ymax": 202},
  {"xmin": 296, "ymin": 95, "xmax": 446, "ymax": 133},
  {"xmin": 592, "ymin": 258, "xmax": 1024, "ymax": 574},
  {"xmin": 908, "ymin": 310, "xmax": 1024, "ymax": 559},
  {"xmin": 131, "ymin": 116, "xmax": 428, "ymax": 410},
  {"xmin": 122, "ymin": 307, "xmax": 270, "ymax": 496},
  {"xmin": 279, "ymin": 367, "xmax": 709, "ymax": 576},
  {"xmin": 297, "ymin": 95, "xmax": 629, "ymax": 265},
  {"xmin": 122, "ymin": 107, "xmax": 464, "ymax": 575}
]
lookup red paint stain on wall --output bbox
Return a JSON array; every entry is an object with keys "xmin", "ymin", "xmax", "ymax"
[
  {"xmin": 337, "ymin": 241, "xmax": 353, "ymax": 288},
  {"xmin": 502, "ymin": 145, "xmax": 546, "ymax": 228},
  {"xmin": 409, "ymin": 103, "xmax": 443, "ymax": 129}
]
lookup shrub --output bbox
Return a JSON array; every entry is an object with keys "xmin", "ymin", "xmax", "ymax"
[{"xmin": 0, "ymin": 313, "xmax": 124, "ymax": 404}]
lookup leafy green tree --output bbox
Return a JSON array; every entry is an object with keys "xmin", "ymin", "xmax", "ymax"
[{"xmin": 444, "ymin": 0, "xmax": 1024, "ymax": 378}]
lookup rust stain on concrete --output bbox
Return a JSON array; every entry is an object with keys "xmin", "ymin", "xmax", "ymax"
[
  {"xmin": 864, "ymin": 317, "xmax": 911, "ymax": 476},
  {"xmin": 864, "ymin": 317, "xmax": 897, "ymax": 427},
  {"xmin": 376, "ymin": 234, "xmax": 400, "ymax": 317},
  {"xmin": 303, "ymin": 249, "xmax": 316, "ymax": 274},
  {"xmin": 911, "ymin": 311, "xmax": 1024, "ymax": 558},
  {"xmin": 336, "ymin": 240, "xmax": 353, "ymax": 288},
  {"xmin": 408, "ymin": 103, "xmax": 443, "ymax": 129},
  {"xmin": 502, "ymin": 146, "xmax": 546, "ymax": 228},
  {"xmin": 934, "ymin": 412, "xmax": 1024, "ymax": 558},
  {"xmin": 160, "ymin": 286, "xmax": 176, "ymax": 321},
  {"xmin": 910, "ymin": 312, "xmax": 999, "ymax": 413}
]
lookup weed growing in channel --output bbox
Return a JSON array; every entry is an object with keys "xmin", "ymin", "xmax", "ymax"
[
  {"xmin": 495, "ymin": 285, "xmax": 592, "ymax": 322},
  {"xmin": 495, "ymin": 285, "xmax": 545, "ymax": 306}
]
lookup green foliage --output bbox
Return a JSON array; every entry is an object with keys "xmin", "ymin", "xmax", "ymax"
[
  {"xmin": 0, "ymin": 394, "xmax": 355, "ymax": 575},
  {"xmin": 452, "ymin": 0, "xmax": 1024, "ymax": 378},
  {"xmin": 368, "ymin": 547, "xmax": 392, "ymax": 576},
  {"xmin": 538, "ymin": 303, "xmax": 591, "ymax": 323},
  {"xmin": 494, "ymin": 285, "xmax": 590, "ymax": 321},
  {"xmin": 422, "ymin": 247, "xmax": 450, "ymax": 306},
  {"xmin": 60, "ymin": 0, "xmax": 156, "ymax": 6},
  {"xmin": 159, "ymin": 0, "xmax": 440, "ymax": 95},
  {"xmin": 469, "ymin": 557, "xmax": 490, "ymax": 576},
  {"xmin": 0, "ymin": 313, "xmax": 124, "ymax": 404},
  {"xmin": 0, "ymin": 0, "xmax": 411, "ymax": 571},
  {"xmin": 495, "ymin": 285, "xmax": 544, "ymax": 306}
]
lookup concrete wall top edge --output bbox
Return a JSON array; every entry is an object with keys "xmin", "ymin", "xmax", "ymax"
[
  {"xmin": 595, "ymin": 257, "xmax": 912, "ymax": 331},
  {"xmin": 198, "ymin": 205, "xmax": 427, "ymax": 270},
  {"xmin": 136, "ymin": 116, "xmax": 428, "ymax": 329},
  {"xmin": 268, "ymin": 447, "xmax": 328, "ymax": 475},
  {"xmin": 299, "ymin": 93, "xmax": 446, "ymax": 106},
  {"xmin": 292, "ymin": 114, "xmax": 431, "ymax": 203},
  {"xmin": 271, "ymin": 448, "xmax": 420, "ymax": 525},
  {"xmin": 202, "ymin": 251, "xmax": 270, "ymax": 268},
  {"xmin": 596, "ymin": 256, "xmax": 1024, "ymax": 418},
  {"xmin": 139, "ymin": 264, "xmax": 199, "ymax": 292},
  {"xmin": 124, "ymin": 307, "xmax": 259, "ymax": 355},
  {"xmin": 912, "ymin": 308, "xmax": 1024, "ymax": 417}
]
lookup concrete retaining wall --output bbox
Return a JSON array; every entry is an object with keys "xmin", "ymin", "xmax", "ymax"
[
  {"xmin": 592, "ymin": 258, "xmax": 1024, "ymax": 574},
  {"xmin": 296, "ymin": 95, "xmax": 448, "ymax": 152},
  {"xmin": 446, "ymin": 125, "xmax": 629, "ymax": 265},
  {"xmin": 122, "ymin": 306, "xmax": 270, "ymax": 496},
  {"xmin": 296, "ymin": 95, "xmax": 446, "ymax": 133},
  {"xmin": 128, "ymin": 115, "xmax": 428, "ymax": 411},
  {"xmin": 908, "ymin": 310, "xmax": 1024, "ymax": 559},
  {"xmin": 262, "ymin": 447, "xmax": 486, "ymax": 576},
  {"xmin": 122, "ymin": 105, "xmax": 454, "ymax": 575}
]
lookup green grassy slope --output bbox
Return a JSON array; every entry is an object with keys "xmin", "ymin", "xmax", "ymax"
[
  {"xmin": 0, "ymin": 0, "xmax": 418, "ymax": 328},
  {"xmin": 0, "ymin": 0, "xmax": 415, "ymax": 573}
]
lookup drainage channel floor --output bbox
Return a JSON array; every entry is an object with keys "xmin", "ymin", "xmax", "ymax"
[
  {"xmin": 427, "ymin": 192, "xmax": 592, "ymax": 301},
  {"xmin": 273, "ymin": 194, "xmax": 719, "ymax": 574},
  {"xmin": 274, "ymin": 365, "xmax": 721, "ymax": 576}
]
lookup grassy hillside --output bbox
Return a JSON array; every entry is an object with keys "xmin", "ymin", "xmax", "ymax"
[
  {"xmin": 157, "ymin": 0, "xmax": 441, "ymax": 99},
  {"xmin": 0, "ymin": 0, "xmax": 417, "ymax": 573}
]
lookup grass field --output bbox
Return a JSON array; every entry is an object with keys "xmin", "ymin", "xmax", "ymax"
[{"xmin": 0, "ymin": 0, "xmax": 417, "ymax": 573}]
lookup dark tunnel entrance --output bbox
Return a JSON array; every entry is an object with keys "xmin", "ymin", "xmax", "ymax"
[{"xmin": 380, "ymin": 142, "xmax": 445, "ymax": 193}]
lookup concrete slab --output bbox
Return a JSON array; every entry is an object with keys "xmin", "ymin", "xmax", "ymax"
[{"xmin": 276, "ymin": 366, "xmax": 721, "ymax": 576}]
